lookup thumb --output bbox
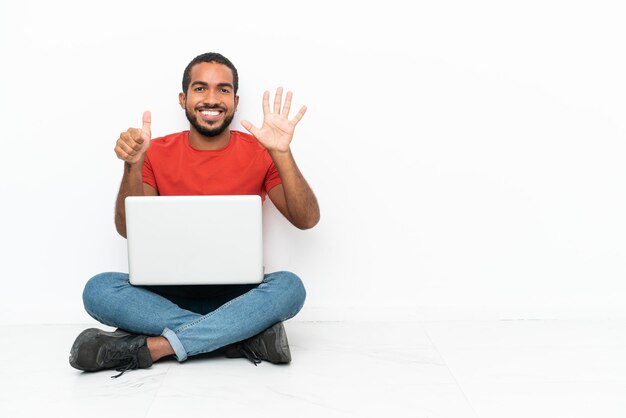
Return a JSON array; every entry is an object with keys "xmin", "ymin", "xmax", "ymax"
[
  {"xmin": 142, "ymin": 110, "xmax": 152, "ymax": 138},
  {"xmin": 240, "ymin": 119, "xmax": 259, "ymax": 137}
]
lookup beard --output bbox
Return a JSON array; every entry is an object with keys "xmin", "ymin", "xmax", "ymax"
[{"xmin": 185, "ymin": 106, "xmax": 235, "ymax": 137}]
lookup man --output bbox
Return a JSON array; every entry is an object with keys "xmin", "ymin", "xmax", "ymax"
[{"xmin": 69, "ymin": 52, "xmax": 319, "ymax": 377}]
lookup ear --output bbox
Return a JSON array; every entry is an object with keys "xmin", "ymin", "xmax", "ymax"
[
  {"xmin": 234, "ymin": 95, "xmax": 239, "ymax": 112},
  {"xmin": 178, "ymin": 92, "xmax": 186, "ymax": 109}
]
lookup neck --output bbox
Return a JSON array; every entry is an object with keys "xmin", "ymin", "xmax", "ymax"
[{"xmin": 187, "ymin": 127, "xmax": 231, "ymax": 150}]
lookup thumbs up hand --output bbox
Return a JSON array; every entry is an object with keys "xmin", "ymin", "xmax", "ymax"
[{"xmin": 114, "ymin": 111, "xmax": 152, "ymax": 164}]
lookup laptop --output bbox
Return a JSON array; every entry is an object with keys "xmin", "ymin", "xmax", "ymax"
[{"xmin": 125, "ymin": 195, "xmax": 264, "ymax": 285}]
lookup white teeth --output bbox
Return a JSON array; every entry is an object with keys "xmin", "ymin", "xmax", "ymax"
[{"xmin": 201, "ymin": 110, "xmax": 220, "ymax": 116}]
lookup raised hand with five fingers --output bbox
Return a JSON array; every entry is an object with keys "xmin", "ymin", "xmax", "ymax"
[
  {"xmin": 241, "ymin": 88, "xmax": 306, "ymax": 153},
  {"xmin": 114, "ymin": 111, "xmax": 152, "ymax": 164}
]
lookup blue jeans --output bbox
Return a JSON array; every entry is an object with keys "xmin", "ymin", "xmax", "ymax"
[{"xmin": 82, "ymin": 271, "xmax": 306, "ymax": 361}]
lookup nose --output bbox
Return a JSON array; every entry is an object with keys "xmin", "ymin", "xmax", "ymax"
[{"xmin": 202, "ymin": 89, "xmax": 221, "ymax": 106}]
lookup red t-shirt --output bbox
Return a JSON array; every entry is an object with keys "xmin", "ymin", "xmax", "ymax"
[{"xmin": 142, "ymin": 130, "xmax": 282, "ymax": 201}]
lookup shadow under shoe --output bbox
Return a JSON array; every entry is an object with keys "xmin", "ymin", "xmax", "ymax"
[
  {"xmin": 224, "ymin": 322, "xmax": 292, "ymax": 365},
  {"xmin": 69, "ymin": 328, "xmax": 153, "ymax": 378}
]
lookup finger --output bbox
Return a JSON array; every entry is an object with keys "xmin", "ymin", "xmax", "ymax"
[
  {"xmin": 282, "ymin": 90, "xmax": 293, "ymax": 118},
  {"xmin": 291, "ymin": 105, "xmax": 307, "ymax": 125},
  {"xmin": 262, "ymin": 90, "xmax": 270, "ymax": 116},
  {"xmin": 273, "ymin": 87, "xmax": 283, "ymax": 114},
  {"xmin": 140, "ymin": 130, "xmax": 150, "ymax": 144},
  {"xmin": 114, "ymin": 144, "xmax": 135, "ymax": 162},
  {"xmin": 241, "ymin": 120, "xmax": 260, "ymax": 137},
  {"xmin": 142, "ymin": 110, "xmax": 152, "ymax": 137},
  {"xmin": 117, "ymin": 139, "xmax": 138, "ymax": 156},
  {"xmin": 125, "ymin": 129, "xmax": 145, "ymax": 148}
]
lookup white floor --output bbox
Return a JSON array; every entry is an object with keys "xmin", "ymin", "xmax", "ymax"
[{"xmin": 1, "ymin": 320, "xmax": 625, "ymax": 417}]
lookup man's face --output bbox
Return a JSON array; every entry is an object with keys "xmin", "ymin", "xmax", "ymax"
[{"xmin": 180, "ymin": 62, "xmax": 239, "ymax": 137}]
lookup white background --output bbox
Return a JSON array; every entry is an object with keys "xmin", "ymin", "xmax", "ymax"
[{"xmin": 1, "ymin": 0, "xmax": 625, "ymax": 324}]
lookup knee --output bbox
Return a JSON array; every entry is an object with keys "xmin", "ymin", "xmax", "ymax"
[
  {"xmin": 271, "ymin": 271, "xmax": 306, "ymax": 314},
  {"xmin": 82, "ymin": 272, "xmax": 128, "ymax": 315}
]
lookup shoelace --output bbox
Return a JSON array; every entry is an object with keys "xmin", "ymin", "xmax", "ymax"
[
  {"xmin": 111, "ymin": 357, "xmax": 139, "ymax": 378},
  {"xmin": 236, "ymin": 344, "xmax": 262, "ymax": 366},
  {"xmin": 101, "ymin": 349, "xmax": 141, "ymax": 379}
]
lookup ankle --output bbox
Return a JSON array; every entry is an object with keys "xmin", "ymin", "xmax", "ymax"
[{"xmin": 146, "ymin": 336, "xmax": 175, "ymax": 362}]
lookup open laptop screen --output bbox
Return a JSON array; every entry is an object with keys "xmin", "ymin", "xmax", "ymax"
[{"xmin": 125, "ymin": 195, "xmax": 263, "ymax": 285}]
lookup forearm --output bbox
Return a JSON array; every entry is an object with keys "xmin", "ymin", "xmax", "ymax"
[
  {"xmin": 270, "ymin": 149, "xmax": 320, "ymax": 229},
  {"xmin": 114, "ymin": 162, "xmax": 144, "ymax": 238}
]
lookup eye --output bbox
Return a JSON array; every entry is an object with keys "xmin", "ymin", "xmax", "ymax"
[
  {"xmin": 195, "ymin": 86, "xmax": 205, "ymax": 92},
  {"xmin": 221, "ymin": 88, "xmax": 231, "ymax": 94}
]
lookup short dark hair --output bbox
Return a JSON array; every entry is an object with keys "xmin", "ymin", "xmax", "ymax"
[{"xmin": 182, "ymin": 52, "xmax": 239, "ymax": 94}]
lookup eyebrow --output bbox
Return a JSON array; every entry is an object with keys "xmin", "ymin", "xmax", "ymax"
[{"xmin": 190, "ymin": 81, "xmax": 234, "ymax": 89}]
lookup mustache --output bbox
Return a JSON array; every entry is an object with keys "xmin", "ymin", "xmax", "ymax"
[{"xmin": 197, "ymin": 105, "xmax": 225, "ymax": 111}]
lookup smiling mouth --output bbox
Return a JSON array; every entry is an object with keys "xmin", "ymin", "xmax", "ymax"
[{"xmin": 198, "ymin": 108, "xmax": 224, "ymax": 122}]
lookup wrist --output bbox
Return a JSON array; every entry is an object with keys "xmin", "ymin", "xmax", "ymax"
[
  {"xmin": 268, "ymin": 147, "xmax": 291, "ymax": 160},
  {"xmin": 124, "ymin": 160, "xmax": 144, "ymax": 175}
]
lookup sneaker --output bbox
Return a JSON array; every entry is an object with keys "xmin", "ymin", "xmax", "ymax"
[
  {"xmin": 69, "ymin": 328, "xmax": 153, "ymax": 378},
  {"xmin": 224, "ymin": 322, "xmax": 292, "ymax": 365}
]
